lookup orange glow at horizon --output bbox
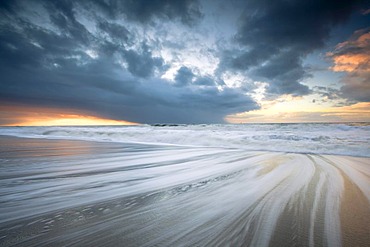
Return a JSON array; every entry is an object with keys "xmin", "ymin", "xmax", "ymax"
[
  {"xmin": 13, "ymin": 116, "xmax": 138, "ymax": 126},
  {"xmin": 0, "ymin": 105, "xmax": 138, "ymax": 126},
  {"xmin": 226, "ymin": 101, "xmax": 370, "ymax": 124}
]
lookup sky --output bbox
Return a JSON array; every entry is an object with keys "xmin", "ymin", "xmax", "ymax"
[{"xmin": 0, "ymin": 0, "xmax": 369, "ymax": 125}]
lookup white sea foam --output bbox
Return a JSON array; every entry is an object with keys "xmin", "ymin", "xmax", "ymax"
[
  {"xmin": 0, "ymin": 134, "xmax": 369, "ymax": 246},
  {"xmin": 1, "ymin": 123, "xmax": 369, "ymax": 157}
]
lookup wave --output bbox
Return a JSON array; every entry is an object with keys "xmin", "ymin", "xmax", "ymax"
[{"xmin": 0, "ymin": 123, "xmax": 369, "ymax": 157}]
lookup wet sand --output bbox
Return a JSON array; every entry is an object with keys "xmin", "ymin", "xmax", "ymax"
[
  {"xmin": 341, "ymin": 169, "xmax": 370, "ymax": 247},
  {"xmin": 0, "ymin": 136, "xmax": 369, "ymax": 246}
]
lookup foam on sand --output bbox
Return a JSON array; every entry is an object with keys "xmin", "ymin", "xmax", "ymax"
[{"xmin": 0, "ymin": 136, "xmax": 369, "ymax": 246}]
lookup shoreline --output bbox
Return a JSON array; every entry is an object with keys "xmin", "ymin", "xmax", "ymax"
[{"xmin": 1, "ymin": 134, "xmax": 369, "ymax": 159}]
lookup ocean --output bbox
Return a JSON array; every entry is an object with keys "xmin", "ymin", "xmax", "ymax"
[{"xmin": 0, "ymin": 123, "xmax": 369, "ymax": 246}]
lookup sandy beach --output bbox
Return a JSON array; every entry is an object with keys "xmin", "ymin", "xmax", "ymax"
[{"xmin": 0, "ymin": 134, "xmax": 369, "ymax": 247}]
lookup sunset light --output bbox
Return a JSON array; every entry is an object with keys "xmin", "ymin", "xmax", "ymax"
[
  {"xmin": 14, "ymin": 116, "xmax": 137, "ymax": 126},
  {"xmin": 0, "ymin": 105, "xmax": 137, "ymax": 126}
]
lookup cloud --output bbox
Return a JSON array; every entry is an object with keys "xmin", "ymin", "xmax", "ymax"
[
  {"xmin": 97, "ymin": 21, "xmax": 131, "ymax": 44},
  {"xmin": 1, "ymin": 0, "xmax": 366, "ymax": 124},
  {"xmin": 362, "ymin": 9, "xmax": 370, "ymax": 15},
  {"xmin": 85, "ymin": 0, "xmax": 202, "ymax": 25},
  {"xmin": 0, "ymin": 0, "xmax": 259, "ymax": 124},
  {"xmin": 174, "ymin": 66, "xmax": 218, "ymax": 87},
  {"xmin": 328, "ymin": 28, "xmax": 370, "ymax": 102},
  {"xmin": 219, "ymin": 0, "xmax": 363, "ymax": 97},
  {"xmin": 194, "ymin": 76, "xmax": 215, "ymax": 86},
  {"xmin": 313, "ymin": 86, "xmax": 342, "ymax": 100},
  {"xmin": 44, "ymin": 1, "xmax": 92, "ymax": 45},
  {"xmin": 122, "ymin": 43, "xmax": 165, "ymax": 78},
  {"xmin": 174, "ymin": 66, "xmax": 194, "ymax": 86}
]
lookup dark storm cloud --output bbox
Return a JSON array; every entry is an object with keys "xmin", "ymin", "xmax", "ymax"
[
  {"xmin": 98, "ymin": 21, "xmax": 131, "ymax": 44},
  {"xmin": 0, "ymin": 0, "xmax": 203, "ymax": 24},
  {"xmin": 122, "ymin": 43, "xmax": 165, "ymax": 78},
  {"xmin": 220, "ymin": 0, "xmax": 363, "ymax": 97},
  {"xmin": 89, "ymin": 0, "xmax": 202, "ymax": 25},
  {"xmin": 2, "ymin": 0, "xmax": 365, "ymax": 124},
  {"xmin": 0, "ymin": 63, "xmax": 258, "ymax": 124},
  {"xmin": 251, "ymin": 51, "xmax": 310, "ymax": 96},
  {"xmin": 0, "ymin": 0, "xmax": 258, "ymax": 124},
  {"xmin": 174, "ymin": 67, "xmax": 216, "ymax": 87},
  {"xmin": 45, "ymin": 1, "xmax": 91, "ymax": 45}
]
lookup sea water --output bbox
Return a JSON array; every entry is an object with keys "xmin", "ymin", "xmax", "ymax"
[{"xmin": 1, "ymin": 122, "xmax": 369, "ymax": 157}]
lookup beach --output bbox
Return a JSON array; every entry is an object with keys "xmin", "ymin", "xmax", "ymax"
[{"xmin": 0, "ymin": 124, "xmax": 369, "ymax": 246}]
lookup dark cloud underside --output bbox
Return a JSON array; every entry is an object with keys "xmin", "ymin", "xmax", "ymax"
[
  {"xmin": 220, "ymin": 0, "xmax": 363, "ymax": 97},
  {"xmin": 0, "ymin": 0, "xmax": 258, "ymax": 124}
]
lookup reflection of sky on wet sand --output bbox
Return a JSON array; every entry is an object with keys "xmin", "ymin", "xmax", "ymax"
[{"xmin": 0, "ymin": 136, "xmax": 122, "ymax": 159}]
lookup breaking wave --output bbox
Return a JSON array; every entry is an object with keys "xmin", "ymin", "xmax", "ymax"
[{"xmin": 1, "ymin": 123, "xmax": 369, "ymax": 157}]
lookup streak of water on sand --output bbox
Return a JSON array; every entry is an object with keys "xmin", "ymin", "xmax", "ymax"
[{"xmin": 0, "ymin": 137, "xmax": 369, "ymax": 247}]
